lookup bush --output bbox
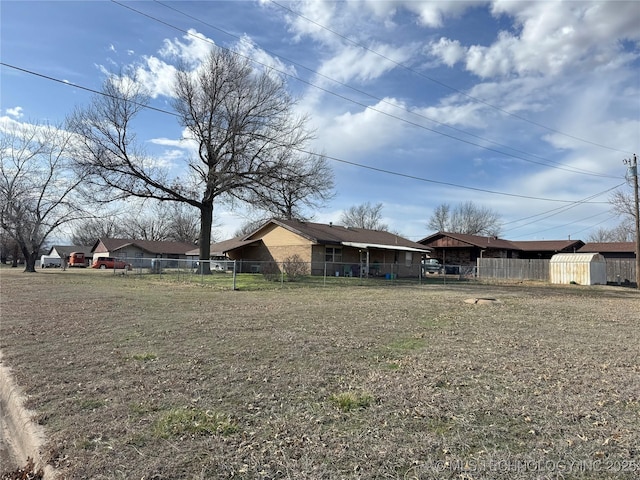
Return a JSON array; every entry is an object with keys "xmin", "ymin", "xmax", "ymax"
[
  {"xmin": 282, "ymin": 254, "xmax": 309, "ymax": 281},
  {"xmin": 261, "ymin": 261, "xmax": 281, "ymax": 282}
]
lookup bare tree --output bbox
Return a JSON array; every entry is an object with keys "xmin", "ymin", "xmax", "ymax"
[
  {"xmin": 70, "ymin": 202, "xmax": 203, "ymax": 245},
  {"xmin": 244, "ymin": 151, "xmax": 334, "ymax": 220},
  {"xmin": 165, "ymin": 203, "xmax": 202, "ymax": 244},
  {"xmin": 427, "ymin": 201, "xmax": 501, "ymax": 236},
  {"xmin": 0, "ymin": 120, "xmax": 85, "ymax": 272},
  {"xmin": 587, "ymin": 222, "xmax": 634, "ymax": 242},
  {"xmin": 70, "ymin": 47, "xmax": 325, "ymax": 273},
  {"xmin": 427, "ymin": 203, "xmax": 451, "ymax": 232},
  {"xmin": 70, "ymin": 216, "xmax": 126, "ymax": 245},
  {"xmin": 340, "ymin": 202, "xmax": 389, "ymax": 230},
  {"xmin": 610, "ymin": 190, "xmax": 635, "ymax": 219}
]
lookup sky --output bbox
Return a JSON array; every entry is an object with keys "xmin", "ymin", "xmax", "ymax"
[{"xmin": 1, "ymin": 0, "xmax": 639, "ymax": 243}]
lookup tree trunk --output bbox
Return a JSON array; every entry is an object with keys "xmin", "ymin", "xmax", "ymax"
[
  {"xmin": 21, "ymin": 245, "xmax": 37, "ymax": 273},
  {"xmin": 198, "ymin": 202, "xmax": 213, "ymax": 275}
]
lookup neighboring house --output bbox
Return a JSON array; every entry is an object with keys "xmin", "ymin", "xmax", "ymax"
[
  {"xmin": 509, "ymin": 239, "xmax": 585, "ymax": 259},
  {"xmin": 205, "ymin": 219, "xmax": 430, "ymax": 277},
  {"xmin": 577, "ymin": 242, "xmax": 636, "ymax": 259},
  {"xmin": 92, "ymin": 238, "xmax": 197, "ymax": 267},
  {"xmin": 419, "ymin": 232, "xmax": 584, "ymax": 266},
  {"xmin": 46, "ymin": 245, "xmax": 94, "ymax": 266}
]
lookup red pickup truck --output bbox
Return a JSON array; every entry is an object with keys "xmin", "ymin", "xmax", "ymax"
[{"xmin": 91, "ymin": 257, "xmax": 131, "ymax": 270}]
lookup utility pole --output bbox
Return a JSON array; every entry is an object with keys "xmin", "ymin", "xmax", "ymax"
[{"xmin": 624, "ymin": 154, "xmax": 639, "ymax": 289}]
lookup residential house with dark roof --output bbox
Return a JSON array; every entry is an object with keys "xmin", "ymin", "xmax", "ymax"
[
  {"xmin": 92, "ymin": 238, "xmax": 197, "ymax": 268},
  {"xmin": 203, "ymin": 219, "xmax": 430, "ymax": 277},
  {"xmin": 418, "ymin": 232, "xmax": 584, "ymax": 266},
  {"xmin": 577, "ymin": 242, "xmax": 636, "ymax": 259}
]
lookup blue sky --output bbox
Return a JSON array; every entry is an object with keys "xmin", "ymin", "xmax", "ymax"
[{"xmin": 2, "ymin": 0, "xmax": 639, "ymax": 242}]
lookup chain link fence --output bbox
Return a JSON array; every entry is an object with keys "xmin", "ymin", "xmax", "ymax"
[{"xmin": 104, "ymin": 258, "xmax": 473, "ymax": 290}]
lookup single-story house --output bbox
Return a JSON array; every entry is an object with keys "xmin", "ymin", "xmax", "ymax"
[
  {"xmin": 92, "ymin": 238, "xmax": 197, "ymax": 268},
  {"xmin": 419, "ymin": 232, "xmax": 585, "ymax": 266},
  {"xmin": 204, "ymin": 219, "xmax": 430, "ymax": 277},
  {"xmin": 509, "ymin": 239, "xmax": 585, "ymax": 259},
  {"xmin": 47, "ymin": 245, "xmax": 94, "ymax": 265},
  {"xmin": 577, "ymin": 242, "xmax": 636, "ymax": 259}
]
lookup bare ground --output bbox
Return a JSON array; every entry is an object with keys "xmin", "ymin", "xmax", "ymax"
[{"xmin": 0, "ymin": 268, "xmax": 639, "ymax": 479}]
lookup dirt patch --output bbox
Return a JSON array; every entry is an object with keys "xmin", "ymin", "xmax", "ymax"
[{"xmin": 1, "ymin": 268, "xmax": 639, "ymax": 479}]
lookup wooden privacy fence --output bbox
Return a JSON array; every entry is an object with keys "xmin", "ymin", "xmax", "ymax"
[
  {"xmin": 477, "ymin": 258, "xmax": 548, "ymax": 281},
  {"xmin": 477, "ymin": 258, "xmax": 636, "ymax": 284}
]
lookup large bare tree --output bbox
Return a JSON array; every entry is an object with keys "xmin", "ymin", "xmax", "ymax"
[
  {"xmin": 243, "ymin": 150, "xmax": 334, "ymax": 220},
  {"xmin": 70, "ymin": 47, "xmax": 326, "ymax": 272},
  {"xmin": 340, "ymin": 202, "xmax": 389, "ymax": 230},
  {"xmin": 0, "ymin": 120, "xmax": 85, "ymax": 272},
  {"xmin": 427, "ymin": 201, "xmax": 501, "ymax": 236}
]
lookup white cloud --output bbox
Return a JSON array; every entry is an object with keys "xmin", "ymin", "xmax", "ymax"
[
  {"xmin": 429, "ymin": 37, "xmax": 465, "ymax": 67},
  {"xmin": 427, "ymin": 1, "xmax": 640, "ymax": 79},
  {"xmin": 5, "ymin": 107, "xmax": 24, "ymax": 119},
  {"xmin": 133, "ymin": 56, "xmax": 178, "ymax": 99},
  {"xmin": 158, "ymin": 28, "xmax": 214, "ymax": 66},
  {"xmin": 318, "ymin": 97, "xmax": 409, "ymax": 158},
  {"xmin": 317, "ymin": 42, "xmax": 417, "ymax": 84}
]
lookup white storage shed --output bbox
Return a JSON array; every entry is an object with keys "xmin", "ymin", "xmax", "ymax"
[{"xmin": 549, "ymin": 253, "xmax": 607, "ymax": 285}]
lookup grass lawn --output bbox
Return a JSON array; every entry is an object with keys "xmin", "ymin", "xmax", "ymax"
[{"xmin": 1, "ymin": 268, "xmax": 639, "ymax": 479}]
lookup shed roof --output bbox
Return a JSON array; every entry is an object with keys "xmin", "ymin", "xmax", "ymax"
[{"xmin": 549, "ymin": 253, "xmax": 605, "ymax": 263}]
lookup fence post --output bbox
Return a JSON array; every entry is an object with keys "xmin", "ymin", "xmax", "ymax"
[{"xmin": 232, "ymin": 260, "xmax": 237, "ymax": 290}]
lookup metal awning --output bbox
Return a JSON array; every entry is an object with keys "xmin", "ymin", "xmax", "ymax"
[{"xmin": 341, "ymin": 241, "xmax": 430, "ymax": 253}]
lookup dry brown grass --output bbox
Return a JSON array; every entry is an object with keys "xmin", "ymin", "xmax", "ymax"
[{"xmin": 1, "ymin": 268, "xmax": 639, "ymax": 479}]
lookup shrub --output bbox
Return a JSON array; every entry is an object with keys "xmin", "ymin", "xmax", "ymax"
[
  {"xmin": 282, "ymin": 254, "xmax": 309, "ymax": 281},
  {"xmin": 261, "ymin": 261, "xmax": 281, "ymax": 282}
]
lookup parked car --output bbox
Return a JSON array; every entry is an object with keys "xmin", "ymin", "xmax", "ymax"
[
  {"xmin": 92, "ymin": 257, "xmax": 131, "ymax": 270},
  {"xmin": 422, "ymin": 258, "xmax": 442, "ymax": 274}
]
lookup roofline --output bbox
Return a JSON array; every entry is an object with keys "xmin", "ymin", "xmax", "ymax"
[{"xmin": 342, "ymin": 241, "xmax": 430, "ymax": 253}]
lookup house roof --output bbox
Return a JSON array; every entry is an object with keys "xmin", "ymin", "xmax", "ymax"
[
  {"xmin": 510, "ymin": 239, "xmax": 585, "ymax": 252},
  {"xmin": 419, "ymin": 232, "xmax": 518, "ymax": 250},
  {"xmin": 419, "ymin": 232, "xmax": 585, "ymax": 253},
  {"xmin": 253, "ymin": 219, "xmax": 430, "ymax": 252},
  {"xmin": 578, "ymin": 242, "xmax": 636, "ymax": 253},
  {"xmin": 186, "ymin": 237, "xmax": 259, "ymax": 257},
  {"xmin": 93, "ymin": 238, "xmax": 197, "ymax": 255},
  {"xmin": 48, "ymin": 245, "xmax": 93, "ymax": 257}
]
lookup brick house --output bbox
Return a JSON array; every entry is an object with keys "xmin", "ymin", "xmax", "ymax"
[
  {"xmin": 418, "ymin": 232, "xmax": 584, "ymax": 266},
  {"xmin": 206, "ymin": 219, "xmax": 430, "ymax": 277}
]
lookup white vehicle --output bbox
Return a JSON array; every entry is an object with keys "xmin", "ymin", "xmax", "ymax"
[{"xmin": 40, "ymin": 255, "xmax": 62, "ymax": 268}]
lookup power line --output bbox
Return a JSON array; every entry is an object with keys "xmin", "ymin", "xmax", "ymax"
[
  {"xmin": 1, "ymin": 60, "xmax": 618, "ymax": 208},
  {"xmin": 268, "ymin": 0, "xmax": 634, "ymax": 156},
  {"xmin": 0, "ymin": 63, "xmax": 180, "ymax": 118},
  {"xmin": 113, "ymin": 0, "xmax": 621, "ymax": 180},
  {"xmin": 501, "ymin": 183, "xmax": 624, "ymax": 233}
]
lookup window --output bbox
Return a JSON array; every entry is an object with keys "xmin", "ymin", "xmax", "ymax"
[
  {"xmin": 405, "ymin": 252, "xmax": 412, "ymax": 266},
  {"xmin": 325, "ymin": 247, "xmax": 342, "ymax": 262}
]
